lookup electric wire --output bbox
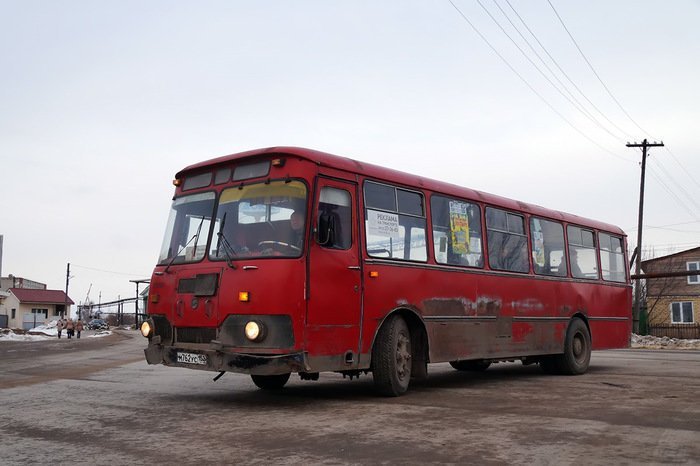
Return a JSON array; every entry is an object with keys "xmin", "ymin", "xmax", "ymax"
[
  {"xmin": 646, "ymin": 166, "xmax": 700, "ymax": 221},
  {"xmin": 504, "ymin": 0, "xmax": 636, "ymax": 141},
  {"xmin": 71, "ymin": 264, "xmax": 149, "ymax": 278},
  {"xmin": 650, "ymin": 157, "xmax": 700, "ymax": 212},
  {"xmin": 665, "ymin": 146, "xmax": 700, "ymax": 190},
  {"xmin": 489, "ymin": 0, "xmax": 624, "ymax": 142},
  {"xmin": 547, "ymin": 0, "xmax": 654, "ymax": 138},
  {"xmin": 447, "ymin": 0, "xmax": 632, "ymax": 163}
]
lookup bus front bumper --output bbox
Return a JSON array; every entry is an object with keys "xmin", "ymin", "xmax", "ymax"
[{"xmin": 144, "ymin": 342, "xmax": 308, "ymax": 376}]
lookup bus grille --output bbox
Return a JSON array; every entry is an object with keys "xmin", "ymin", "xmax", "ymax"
[{"xmin": 176, "ymin": 327, "xmax": 217, "ymax": 344}]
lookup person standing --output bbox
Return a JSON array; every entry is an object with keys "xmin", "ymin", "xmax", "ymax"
[
  {"xmin": 65, "ymin": 318, "xmax": 75, "ymax": 339},
  {"xmin": 75, "ymin": 319, "xmax": 84, "ymax": 339},
  {"xmin": 56, "ymin": 318, "xmax": 64, "ymax": 339}
]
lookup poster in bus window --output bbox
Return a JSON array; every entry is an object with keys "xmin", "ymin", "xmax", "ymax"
[
  {"xmin": 448, "ymin": 201, "xmax": 470, "ymax": 255},
  {"xmin": 367, "ymin": 209, "xmax": 400, "ymax": 239},
  {"xmin": 531, "ymin": 219, "xmax": 545, "ymax": 267}
]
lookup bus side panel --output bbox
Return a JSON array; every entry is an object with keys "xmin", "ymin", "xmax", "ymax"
[{"xmin": 360, "ymin": 263, "xmax": 631, "ymax": 364}]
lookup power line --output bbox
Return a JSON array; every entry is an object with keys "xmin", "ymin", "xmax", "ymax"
[
  {"xmin": 665, "ymin": 145, "xmax": 700, "ymax": 191},
  {"xmin": 447, "ymin": 0, "xmax": 632, "ymax": 163},
  {"xmin": 547, "ymin": 0, "xmax": 653, "ymax": 138},
  {"xmin": 503, "ymin": 0, "xmax": 635, "ymax": 141},
  {"xmin": 647, "ymin": 166, "xmax": 700, "ymax": 221},
  {"xmin": 71, "ymin": 264, "xmax": 150, "ymax": 278},
  {"xmin": 489, "ymin": 0, "xmax": 625, "ymax": 142},
  {"xmin": 650, "ymin": 157, "xmax": 700, "ymax": 212}
]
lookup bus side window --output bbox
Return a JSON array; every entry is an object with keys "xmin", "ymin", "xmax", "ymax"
[
  {"xmin": 567, "ymin": 226, "xmax": 599, "ymax": 279},
  {"xmin": 317, "ymin": 187, "xmax": 352, "ymax": 250},
  {"xmin": 430, "ymin": 195, "xmax": 483, "ymax": 267},
  {"xmin": 599, "ymin": 232, "xmax": 626, "ymax": 282},
  {"xmin": 364, "ymin": 181, "xmax": 427, "ymax": 262},
  {"xmin": 486, "ymin": 208, "xmax": 529, "ymax": 273},
  {"xmin": 530, "ymin": 217, "xmax": 565, "ymax": 276}
]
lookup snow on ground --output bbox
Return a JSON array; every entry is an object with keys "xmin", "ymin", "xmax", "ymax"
[
  {"xmin": 0, "ymin": 329, "xmax": 55, "ymax": 341},
  {"xmin": 631, "ymin": 333, "xmax": 700, "ymax": 350},
  {"xmin": 0, "ymin": 327, "xmax": 113, "ymax": 341}
]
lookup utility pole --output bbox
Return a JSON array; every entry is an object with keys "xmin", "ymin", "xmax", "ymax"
[
  {"xmin": 627, "ymin": 139, "xmax": 664, "ymax": 333},
  {"xmin": 64, "ymin": 262, "xmax": 70, "ymax": 319}
]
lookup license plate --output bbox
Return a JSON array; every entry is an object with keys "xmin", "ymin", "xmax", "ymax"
[{"xmin": 177, "ymin": 352, "xmax": 208, "ymax": 365}]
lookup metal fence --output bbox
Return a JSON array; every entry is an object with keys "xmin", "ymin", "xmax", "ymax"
[{"xmin": 648, "ymin": 324, "xmax": 700, "ymax": 340}]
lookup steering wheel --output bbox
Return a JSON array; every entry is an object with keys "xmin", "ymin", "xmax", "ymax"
[{"xmin": 257, "ymin": 240, "xmax": 301, "ymax": 254}]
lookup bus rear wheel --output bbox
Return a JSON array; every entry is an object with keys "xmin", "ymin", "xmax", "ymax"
[
  {"xmin": 449, "ymin": 360, "xmax": 491, "ymax": 372},
  {"xmin": 540, "ymin": 318, "xmax": 591, "ymax": 375},
  {"xmin": 372, "ymin": 315, "xmax": 412, "ymax": 397},
  {"xmin": 558, "ymin": 318, "xmax": 591, "ymax": 374},
  {"xmin": 251, "ymin": 373, "xmax": 291, "ymax": 390}
]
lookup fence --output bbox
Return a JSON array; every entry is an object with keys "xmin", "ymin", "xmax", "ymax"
[{"xmin": 648, "ymin": 324, "xmax": 700, "ymax": 340}]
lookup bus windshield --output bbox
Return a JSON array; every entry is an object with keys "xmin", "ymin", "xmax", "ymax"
[
  {"xmin": 158, "ymin": 192, "xmax": 216, "ymax": 265},
  {"xmin": 210, "ymin": 180, "xmax": 307, "ymax": 259}
]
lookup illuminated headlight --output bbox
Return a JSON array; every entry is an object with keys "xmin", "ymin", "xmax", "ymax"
[
  {"xmin": 140, "ymin": 320, "xmax": 154, "ymax": 338},
  {"xmin": 244, "ymin": 321, "xmax": 265, "ymax": 342}
]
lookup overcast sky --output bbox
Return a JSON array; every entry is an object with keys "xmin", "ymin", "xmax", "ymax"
[{"xmin": 1, "ymin": 0, "xmax": 699, "ymax": 307}]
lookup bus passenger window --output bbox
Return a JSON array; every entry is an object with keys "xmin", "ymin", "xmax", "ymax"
[
  {"xmin": 567, "ymin": 226, "xmax": 599, "ymax": 279},
  {"xmin": 530, "ymin": 218, "xmax": 565, "ymax": 276},
  {"xmin": 486, "ymin": 208, "xmax": 529, "ymax": 273},
  {"xmin": 364, "ymin": 181, "xmax": 427, "ymax": 262},
  {"xmin": 317, "ymin": 187, "xmax": 352, "ymax": 250},
  {"xmin": 430, "ymin": 195, "xmax": 483, "ymax": 267},
  {"xmin": 599, "ymin": 233, "xmax": 626, "ymax": 282}
]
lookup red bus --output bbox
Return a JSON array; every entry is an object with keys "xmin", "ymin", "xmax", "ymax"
[{"xmin": 142, "ymin": 147, "xmax": 631, "ymax": 396}]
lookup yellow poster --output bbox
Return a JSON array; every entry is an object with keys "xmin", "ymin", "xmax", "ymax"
[{"xmin": 449, "ymin": 201, "xmax": 470, "ymax": 255}]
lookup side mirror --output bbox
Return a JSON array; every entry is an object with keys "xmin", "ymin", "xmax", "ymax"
[{"xmin": 317, "ymin": 213, "xmax": 336, "ymax": 247}]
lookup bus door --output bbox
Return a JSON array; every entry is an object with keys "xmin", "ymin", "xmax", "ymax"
[{"xmin": 307, "ymin": 177, "xmax": 362, "ymax": 367}]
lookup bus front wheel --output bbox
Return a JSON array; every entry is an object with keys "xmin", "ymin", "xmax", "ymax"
[
  {"xmin": 251, "ymin": 373, "xmax": 290, "ymax": 390},
  {"xmin": 372, "ymin": 315, "xmax": 412, "ymax": 396}
]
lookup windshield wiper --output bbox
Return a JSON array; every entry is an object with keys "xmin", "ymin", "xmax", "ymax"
[
  {"xmin": 215, "ymin": 213, "xmax": 237, "ymax": 269},
  {"xmin": 163, "ymin": 216, "xmax": 205, "ymax": 274}
]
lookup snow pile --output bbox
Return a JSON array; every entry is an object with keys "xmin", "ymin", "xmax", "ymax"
[
  {"xmin": 0, "ymin": 329, "xmax": 53, "ymax": 341},
  {"xmin": 89, "ymin": 330, "xmax": 112, "ymax": 338},
  {"xmin": 28, "ymin": 323, "xmax": 58, "ymax": 337},
  {"xmin": 632, "ymin": 333, "xmax": 700, "ymax": 349}
]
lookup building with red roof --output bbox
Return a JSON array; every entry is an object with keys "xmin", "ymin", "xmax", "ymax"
[{"xmin": 0, "ymin": 281, "xmax": 74, "ymax": 330}]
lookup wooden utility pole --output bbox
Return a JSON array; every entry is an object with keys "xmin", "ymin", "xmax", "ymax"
[
  {"xmin": 627, "ymin": 139, "xmax": 664, "ymax": 333},
  {"xmin": 64, "ymin": 262, "xmax": 70, "ymax": 318}
]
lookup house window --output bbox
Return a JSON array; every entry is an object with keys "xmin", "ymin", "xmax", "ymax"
[
  {"xmin": 670, "ymin": 302, "xmax": 694, "ymax": 324},
  {"xmin": 688, "ymin": 261, "xmax": 699, "ymax": 284},
  {"xmin": 11, "ymin": 308, "xmax": 16, "ymax": 319},
  {"xmin": 31, "ymin": 308, "xmax": 48, "ymax": 318}
]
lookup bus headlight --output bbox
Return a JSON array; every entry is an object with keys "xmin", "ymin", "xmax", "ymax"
[
  {"xmin": 244, "ymin": 321, "xmax": 266, "ymax": 342},
  {"xmin": 140, "ymin": 320, "xmax": 154, "ymax": 338}
]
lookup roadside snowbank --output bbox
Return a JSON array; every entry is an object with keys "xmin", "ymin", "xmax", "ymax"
[
  {"xmin": 631, "ymin": 333, "xmax": 700, "ymax": 350},
  {"xmin": 0, "ymin": 328, "xmax": 113, "ymax": 341}
]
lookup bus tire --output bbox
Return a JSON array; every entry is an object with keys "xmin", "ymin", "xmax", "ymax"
[
  {"xmin": 449, "ymin": 360, "xmax": 491, "ymax": 372},
  {"xmin": 251, "ymin": 373, "xmax": 291, "ymax": 390},
  {"xmin": 372, "ymin": 315, "xmax": 412, "ymax": 396},
  {"xmin": 557, "ymin": 318, "xmax": 591, "ymax": 375}
]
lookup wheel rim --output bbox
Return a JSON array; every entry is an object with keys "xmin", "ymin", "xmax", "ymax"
[
  {"xmin": 395, "ymin": 331, "xmax": 411, "ymax": 381},
  {"xmin": 572, "ymin": 333, "xmax": 586, "ymax": 363}
]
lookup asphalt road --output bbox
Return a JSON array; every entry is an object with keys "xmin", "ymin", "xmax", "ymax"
[{"xmin": 1, "ymin": 331, "xmax": 699, "ymax": 465}]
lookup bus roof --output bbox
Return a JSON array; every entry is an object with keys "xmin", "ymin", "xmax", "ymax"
[{"xmin": 178, "ymin": 146, "xmax": 626, "ymax": 236}]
